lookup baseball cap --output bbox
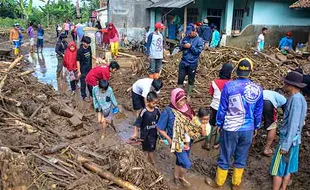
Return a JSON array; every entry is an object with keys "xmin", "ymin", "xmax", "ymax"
[
  {"xmin": 185, "ymin": 24, "xmax": 195, "ymax": 35},
  {"xmin": 155, "ymin": 22, "xmax": 165, "ymax": 29},
  {"xmin": 236, "ymin": 58, "xmax": 253, "ymax": 77}
]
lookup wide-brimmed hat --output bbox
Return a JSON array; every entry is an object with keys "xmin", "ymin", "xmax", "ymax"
[
  {"xmin": 282, "ymin": 71, "xmax": 307, "ymax": 88},
  {"xmin": 236, "ymin": 58, "xmax": 253, "ymax": 77}
]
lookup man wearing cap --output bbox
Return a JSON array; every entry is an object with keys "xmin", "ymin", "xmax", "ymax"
[
  {"xmin": 77, "ymin": 36, "xmax": 93, "ymax": 101},
  {"xmin": 178, "ymin": 24, "xmax": 203, "ymax": 99},
  {"xmin": 270, "ymin": 71, "xmax": 307, "ymax": 190},
  {"xmin": 10, "ymin": 23, "xmax": 21, "ymax": 56},
  {"xmin": 279, "ymin": 31, "xmax": 293, "ymax": 55},
  {"xmin": 198, "ymin": 19, "xmax": 211, "ymax": 48},
  {"xmin": 206, "ymin": 58, "xmax": 263, "ymax": 190},
  {"xmin": 146, "ymin": 22, "xmax": 165, "ymax": 79}
]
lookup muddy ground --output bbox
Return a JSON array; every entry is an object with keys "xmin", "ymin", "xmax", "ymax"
[{"xmin": 0, "ymin": 29, "xmax": 310, "ymax": 190}]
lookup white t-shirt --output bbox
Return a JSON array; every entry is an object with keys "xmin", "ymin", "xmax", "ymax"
[
  {"xmin": 257, "ymin": 34, "xmax": 265, "ymax": 51},
  {"xmin": 132, "ymin": 78, "xmax": 153, "ymax": 98},
  {"xmin": 149, "ymin": 32, "xmax": 164, "ymax": 59}
]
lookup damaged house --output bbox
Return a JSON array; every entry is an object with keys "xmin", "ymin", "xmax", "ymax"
[{"xmin": 106, "ymin": 0, "xmax": 310, "ymax": 48}]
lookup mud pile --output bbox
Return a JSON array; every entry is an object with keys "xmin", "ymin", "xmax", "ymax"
[{"xmin": 0, "ymin": 57, "xmax": 168, "ymax": 190}]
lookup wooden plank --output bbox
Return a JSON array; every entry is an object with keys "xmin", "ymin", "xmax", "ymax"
[{"xmin": 184, "ymin": 6, "xmax": 188, "ymax": 34}]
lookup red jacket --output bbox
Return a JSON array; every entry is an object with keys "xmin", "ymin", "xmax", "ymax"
[
  {"xmin": 209, "ymin": 78, "xmax": 231, "ymax": 96},
  {"xmin": 85, "ymin": 65, "xmax": 110, "ymax": 86},
  {"xmin": 63, "ymin": 42, "xmax": 77, "ymax": 71}
]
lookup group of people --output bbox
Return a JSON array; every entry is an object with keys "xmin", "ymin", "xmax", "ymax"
[
  {"xmin": 9, "ymin": 22, "xmax": 45, "ymax": 55},
  {"xmin": 122, "ymin": 21, "xmax": 308, "ymax": 190}
]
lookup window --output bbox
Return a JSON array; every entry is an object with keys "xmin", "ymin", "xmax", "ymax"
[
  {"xmin": 232, "ymin": 9, "xmax": 244, "ymax": 31},
  {"xmin": 207, "ymin": 9, "xmax": 222, "ymax": 17},
  {"xmin": 187, "ymin": 8, "xmax": 199, "ymax": 23}
]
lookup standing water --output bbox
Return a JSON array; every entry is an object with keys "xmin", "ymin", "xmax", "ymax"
[{"xmin": 26, "ymin": 48, "xmax": 68, "ymax": 92}]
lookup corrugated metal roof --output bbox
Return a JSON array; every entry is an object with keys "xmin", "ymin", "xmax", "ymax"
[
  {"xmin": 148, "ymin": 0, "xmax": 194, "ymax": 8},
  {"xmin": 290, "ymin": 0, "xmax": 310, "ymax": 8}
]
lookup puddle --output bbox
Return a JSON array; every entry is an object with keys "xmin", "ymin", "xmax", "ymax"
[{"xmin": 26, "ymin": 48, "xmax": 65, "ymax": 91}]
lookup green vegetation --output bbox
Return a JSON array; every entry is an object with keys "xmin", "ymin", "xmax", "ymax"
[{"xmin": 0, "ymin": 0, "xmax": 99, "ymax": 28}]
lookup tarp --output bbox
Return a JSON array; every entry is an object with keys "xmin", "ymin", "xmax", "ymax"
[{"xmin": 148, "ymin": 0, "xmax": 194, "ymax": 8}]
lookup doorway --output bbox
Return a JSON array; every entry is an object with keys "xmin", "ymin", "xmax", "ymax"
[{"xmin": 206, "ymin": 9, "xmax": 222, "ymax": 31}]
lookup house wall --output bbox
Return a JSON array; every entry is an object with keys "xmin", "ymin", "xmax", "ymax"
[
  {"xmin": 109, "ymin": 0, "xmax": 151, "ymax": 40},
  {"xmin": 252, "ymin": 0, "xmax": 310, "ymax": 25},
  {"xmin": 227, "ymin": 25, "xmax": 310, "ymax": 48}
]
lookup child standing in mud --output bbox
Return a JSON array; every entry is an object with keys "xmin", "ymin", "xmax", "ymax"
[
  {"xmin": 133, "ymin": 91, "xmax": 160, "ymax": 165},
  {"xmin": 93, "ymin": 80, "xmax": 118, "ymax": 139},
  {"xmin": 77, "ymin": 36, "xmax": 93, "ymax": 101},
  {"xmin": 63, "ymin": 42, "xmax": 78, "ymax": 95}
]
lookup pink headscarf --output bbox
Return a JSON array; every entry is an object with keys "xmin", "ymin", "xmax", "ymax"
[{"xmin": 170, "ymin": 88, "xmax": 194, "ymax": 120}]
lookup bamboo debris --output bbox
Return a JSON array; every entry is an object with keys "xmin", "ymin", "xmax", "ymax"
[{"xmin": 77, "ymin": 155, "xmax": 142, "ymax": 190}]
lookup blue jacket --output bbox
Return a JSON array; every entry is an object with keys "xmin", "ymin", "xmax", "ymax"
[
  {"xmin": 179, "ymin": 35, "xmax": 203, "ymax": 66},
  {"xmin": 279, "ymin": 37, "xmax": 293, "ymax": 50},
  {"xmin": 216, "ymin": 78, "xmax": 263, "ymax": 132},
  {"xmin": 279, "ymin": 93, "xmax": 307, "ymax": 151},
  {"xmin": 210, "ymin": 30, "xmax": 220, "ymax": 48},
  {"xmin": 198, "ymin": 24, "xmax": 211, "ymax": 43}
]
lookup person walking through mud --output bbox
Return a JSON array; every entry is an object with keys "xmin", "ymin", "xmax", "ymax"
[
  {"xmin": 93, "ymin": 79, "xmax": 118, "ymax": 139},
  {"xmin": 204, "ymin": 62, "xmax": 233, "ymax": 150},
  {"xmin": 157, "ymin": 88, "xmax": 208, "ymax": 188},
  {"xmin": 55, "ymin": 33, "xmax": 68, "ymax": 78},
  {"xmin": 177, "ymin": 24, "xmax": 203, "ymax": 100},
  {"xmin": 270, "ymin": 71, "xmax": 307, "ymax": 190},
  {"xmin": 85, "ymin": 61, "xmax": 120, "ymax": 87},
  {"xmin": 146, "ymin": 22, "xmax": 165, "ymax": 79},
  {"xmin": 77, "ymin": 36, "xmax": 93, "ymax": 102},
  {"xmin": 37, "ymin": 24, "xmax": 45, "ymax": 53},
  {"xmin": 262, "ymin": 89, "xmax": 286, "ymax": 157},
  {"xmin": 63, "ymin": 42, "xmax": 78, "ymax": 95},
  {"xmin": 10, "ymin": 23, "xmax": 21, "ymax": 56},
  {"xmin": 27, "ymin": 23, "xmax": 35, "ymax": 53},
  {"xmin": 133, "ymin": 91, "xmax": 160, "ymax": 165},
  {"xmin": 130, "ymin": 78, "xmax": 163, "ymax": 139},
  {"xmin": 206, "ymin": 58, "xmax": 263, "ymax": 190},
  {"xmin": 107, "ymin": 23, "xmax": 119, "ymax": 59}
]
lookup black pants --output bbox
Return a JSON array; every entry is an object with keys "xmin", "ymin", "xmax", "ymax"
[
  {"xmin": 80, "ymin": 75, "xmax": 93, "ymax": 99},
  {"xmin": 177, "ymin": 62, "xmax": 198, "ymax": 85},
  {"xmin": 71, "ymin": 31, "xmax": 76, "ymax": 41},
  {"xmin": 56, "ymin": 30, "xmax": 59, "ymax": 38},
  {"xmin": 70, "ymin": 80, "xmax": 78, "ymax": 91}
]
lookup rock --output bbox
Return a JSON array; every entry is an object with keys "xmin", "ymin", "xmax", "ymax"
[
  {"xmin": 275, "ymin": 53, "xmax": 287, "ymax": 62},
  {"xmin": 287, "ymin": 54, "xmax": 295, "ymax": 59},
  {"xmin": 69, "ymin": 115, "xmax": 83, "ymax": 130}
]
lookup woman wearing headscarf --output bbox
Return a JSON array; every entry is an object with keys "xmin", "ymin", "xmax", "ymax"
[
  {"xmin": 63, "ymin": 42, "xmax": 78, "ymax": 95},
  {"xmin": 157, "ymin": 88, "xmax": 207, "ymax": 187},
  {"xmin": 204, "ymin": 63, "xmax": 234, "ymax": 150},
  {"xmin": 108, "ymin": 22, "xmax": 119, "ymax": 59}
]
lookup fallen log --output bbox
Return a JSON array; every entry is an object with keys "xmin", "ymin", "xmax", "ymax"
[
  {"xmin": 76, "ymin": 155, "xmax": 142, "ymax": 190},
  {"xmin": 44, "ymin": 142, "xmax": 70, "ymax": 154},
  {"xmin": 50, "ymin": 103, "xmax": 84, "ymax": 120},
  {"xmin": 29, "ymin": 103, "xmax": 44, "ymax": 120},
  {"xmin": 32, "ymin": 152, "xmax": 77, "ymax": 178},
  {"xmin": 7, "ymin": 55, "xmax": 23, "ymax": 72},
  {"xmin": 65, "ymin": 130, "xmax": 93, "ymax": 139},
  {"xmin": 19, "ymin": 69, "xmax": 35, "ymax": 76},
  {"xmin": 0, "ymin": 95, "xmax": 21, "ymax": 106}
]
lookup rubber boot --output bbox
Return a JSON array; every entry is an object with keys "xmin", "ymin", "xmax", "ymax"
[
  {"xmin": 232, "ymin": 168, "xmax": 244, "ymax": 190},
  {"xmin": 149, "ymin": 74, "xmax": 154, "ymax": 79},
  {"xmin": 213, "ymin": 127, "xmax": 220, "ymax": 149},
  {"xmin": 14, "ymin": 48, "xmax": 18, "ymax": 56},
  {"xmin": 206, "ymin": 167, "xmax": 228, "ymax": 188},
  {"xmin": 187, "ymin": 85, "xmax": 194, "ymax": 101},
  {"xmin": 202, "ymin": 125, "xmax": 214, "ymax": 150}
]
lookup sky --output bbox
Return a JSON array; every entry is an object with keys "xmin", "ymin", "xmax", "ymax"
[{"xmin": 32, "ymin": 0, "xmax": 75, "ymax": 8}]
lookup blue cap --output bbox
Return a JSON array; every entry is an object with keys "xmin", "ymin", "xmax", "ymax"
[
  {"xmin": 112, "ymin": 107, "xmax": 119, "ymax": 114},
  {"xmin": 185, "ymin": 24, "xmax": 195, "ymax": 35}
]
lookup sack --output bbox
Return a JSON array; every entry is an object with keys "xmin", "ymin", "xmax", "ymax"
[{"xmin": 69, "ymin": 71, "xmax": 77, "ymax": 81}]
